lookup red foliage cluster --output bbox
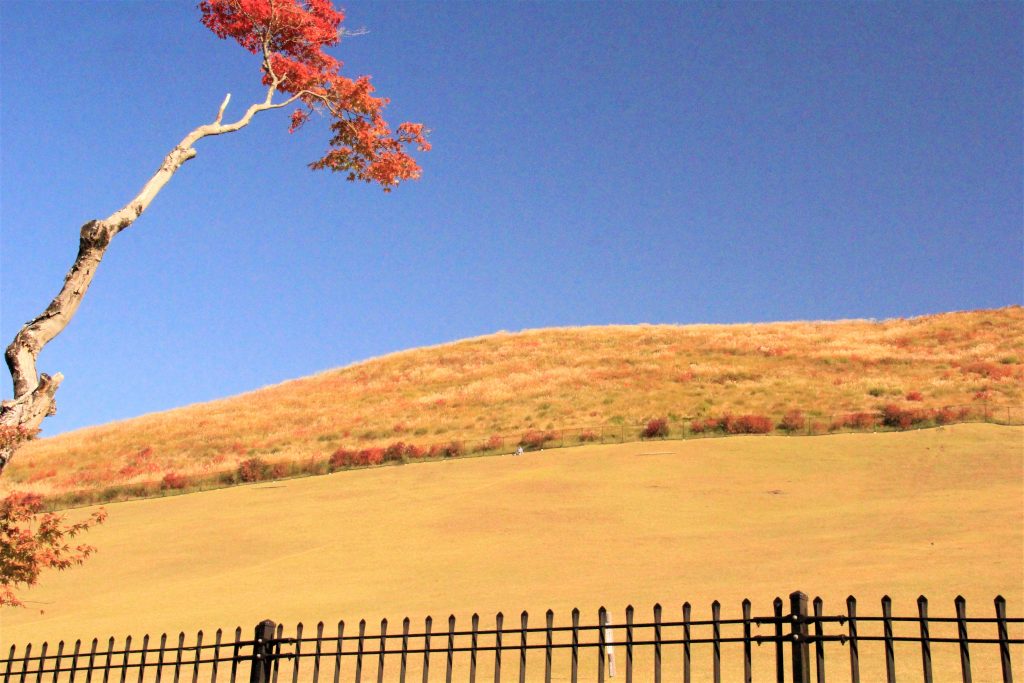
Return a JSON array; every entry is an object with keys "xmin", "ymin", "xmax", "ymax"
[
  {"xmin": 935, "ymin": 406, "xmax": 971, "ymax": 425},
  {"xmin": 688, "ymin": 417, "xmax": 722, "ymax": 434},
  {"xmin": 579, "ymin": 430, "xmax": 599, "ymax": 442},
  {"xmin": 642, "ymin": 418, "xmax": 670, "ymax": 439},
  {"xmin": 237, "ymin": 456, "xmax": 271, "ymax": 482},
  {"xmin": 724, "ymin": 414, "xmax": 774, "ymax": 434},
  {"xmin": 330, "ymin": 441, "xmax": 430, "ymax": 470},
  {"xmin": 474, "ymin": 435, "xmax": 504, "ymax": 453},
  {"xmin": 960, "ymin": 362, "xmax": 1016, "ymax": 380},
  {"xmin": 691, "ymin": 414, "xmax": 774, "ymax": 435},
  {"xmin": 905, "ymin": 391, "xmax": 924, "ymax": 402},
  {"xmin": 328, "ymin": 448, "xmax": 356, "ymax": 469},
  {"xmin": 199, "ymin": 0, "xmax": 429, "ymax": 190},
  {"xmin": 384, "ymin": 441, "xmax": 426, "ymax": 461},
  {"xmin": 778, "ymin": 410, "xmax": 806, "ymax": 433},
  {"xmin": 831, "ymin": 412, "xmax": 879, "ymax": 430},
  {"xmin": 429, "ymin": 441, "xmax": 464, "ymax": 459},
  {"xmin": 881, "ymin": 405, "xmax": 932, "ymax": 429},
  {"xmin": 329, "ymin": 447, "xmax": 382, "ymax": 468},
  {"xmin": 1, "ymin": 492, "xmax": 106, "ymax": 607},
  {"xmin": 160, "ymin": 472, "xmax": 190, "ymax": 491},
  {"xmin": 519, "ymin": 430, "xmax": 558, "ymax": 450}
]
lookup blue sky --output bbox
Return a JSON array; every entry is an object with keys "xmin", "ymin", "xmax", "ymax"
[{"xmin": 1, "ymin": 1, "xmax": 1021, "ymax": 436}]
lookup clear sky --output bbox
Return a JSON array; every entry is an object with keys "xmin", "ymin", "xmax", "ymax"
[{"xmin": 1, "ymin": 1, "xmax": 1021, "ymax": 436}]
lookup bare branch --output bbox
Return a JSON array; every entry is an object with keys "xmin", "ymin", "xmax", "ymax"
[
  {"xmin": 2, "ymin": 88, "xmax": 293, "ymax": 459},
  {"xmin": 214, "ymin": 93, "xmax": 231, "ymax": 124}
]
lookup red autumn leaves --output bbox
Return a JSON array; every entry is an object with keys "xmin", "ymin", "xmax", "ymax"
[{"xmin": 199, "ymin": 0, "xmax": 429, "ymax": 190}]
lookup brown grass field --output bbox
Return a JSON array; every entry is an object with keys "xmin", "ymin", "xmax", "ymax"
[
  {"xmin": 3, "ymin": 424, "xmax": 1021, "ymax": 680},
  {"xmin": 3, "ymin": 307, "xmax": 1022, "ymax": 507}
]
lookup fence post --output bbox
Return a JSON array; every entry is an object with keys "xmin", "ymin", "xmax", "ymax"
[
  {"xmin": 249, "ymin": 620, "xmax": 275, "ymax": 683},
  {"xmin": 995, "ymin": 596, "xmax": 1013, "ymax": 683},
  {"xmin": 955, "ymin": 595, "xmax": 972, "ymax": 683},
  {"xmin": 845, "ymin": 596, "xmax": 859, "ymax": 683},
  {"xmin": 789, "ymin": 592, "xmax": 810, "ymax": 683}
]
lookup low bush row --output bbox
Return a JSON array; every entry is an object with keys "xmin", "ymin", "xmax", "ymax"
[
  {"xmin": 688, "ymin": 414, "xmax": 774, "ymax": 435},
  {"xmin": 38, "ymin": 403, "xmax": 994, "ymax": 510}
]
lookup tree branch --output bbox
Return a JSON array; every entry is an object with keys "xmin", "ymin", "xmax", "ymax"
[
  {"xmin": 214, "ymin": 93, "xmax": 231, "ymax": 124},
  {"xmin": 1, "ymin": 88, "xmax": 290, "ymax": 470}
]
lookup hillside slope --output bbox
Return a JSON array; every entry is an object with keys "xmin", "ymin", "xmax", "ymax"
[
  {"xmin": 4, "ymin": 307, "xmax": 1021, "ymax": 500},
  {"xmin": 4, "ymin": 425, "xmax": 1022, "ymax": 683}
]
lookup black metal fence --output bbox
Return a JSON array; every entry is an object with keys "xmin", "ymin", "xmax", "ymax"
[{"xmin": 3, "ymin": 592, "xmax": 1021, "ymax": 682}]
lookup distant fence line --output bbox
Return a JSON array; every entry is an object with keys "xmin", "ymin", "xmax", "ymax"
[
  {"xmin": 3, "ymin": 592, "xmax": 1021, "ymax": 682},
  {"xmin": 43, "ymin": 401, "xmax": 1021, "ymax": 509},
  {"xmin": 426, "ymin": 401, "xmax": 1022, "ymax": 458}
]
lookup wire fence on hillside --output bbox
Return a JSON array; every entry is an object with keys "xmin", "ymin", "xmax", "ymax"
[
  {"xmin": 39, "ymin": 401, "xmax": 1022, "ymax": 510},
  {"xmin": 440, "ymin": 401, "xmax": 1023, "ymax": 458}
]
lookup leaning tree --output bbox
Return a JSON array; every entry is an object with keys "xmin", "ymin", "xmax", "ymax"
[{"xmin": 0, "ymin": 0, "xmax": 429, "ymax": 474}]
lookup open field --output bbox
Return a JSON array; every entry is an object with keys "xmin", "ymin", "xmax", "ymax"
[
  {"xmin": 3, "ymin": 307, "xmax": 1022, "ymax": 505},
  {"xmin": 3, "ymin": 424, "xmax": 1021, "ymax": 680}
]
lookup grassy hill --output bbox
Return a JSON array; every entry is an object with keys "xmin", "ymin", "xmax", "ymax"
[
  {"xmin": 3, "ymin": 425, "xmax": 1022, "ymax": 680},
  {"xmin": 3, "ymin": 306, "xmax": 1021, "ymax": 505}
]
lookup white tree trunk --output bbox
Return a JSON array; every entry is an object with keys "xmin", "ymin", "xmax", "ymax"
[{"xmin": 0, "ymin": 89, "xmax": 294, "ymax": 474}]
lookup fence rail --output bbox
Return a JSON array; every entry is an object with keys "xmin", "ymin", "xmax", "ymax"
[{"xmin": 3, "ymin": 592, "xmax": 1021, "ymax": 682}]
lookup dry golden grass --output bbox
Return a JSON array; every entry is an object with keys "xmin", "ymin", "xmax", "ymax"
[
  {"xmin": 2, "ymin": 424, "xmax": 1021, "ymax": 681},
  {"xmin": 3, "ymin": 307, "xmax": 1021, "ymax": 501}
]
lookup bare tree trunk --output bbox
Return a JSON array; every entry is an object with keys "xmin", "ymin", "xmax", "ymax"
[{"xmin": 0, "ymin": 88, "xmax": 296, "ymax": 475}]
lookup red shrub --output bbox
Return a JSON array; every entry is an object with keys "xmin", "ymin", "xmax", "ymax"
[
  {"xmin": 689, "ymin": 417, "xmax": 722, "ymax": 434},
  {"xmin": 778, "ymin": 410, "xmax": 806, "ymax": 434},
  {"xmin": 852, "ymin": 412, "xmax": 879, "ymax": 429},
  {"xmin": 642, "ymin": 418, "xmax": 670, "ymax": 439},
  {"xmin": 427, "ymin": 441, "xmax": 463, "ymax": 458},
  {"xmin": 810, "ymin": 421, "xmax": 829, "ymax": 435},
  {"xmin": 519, "ymin": 430, "xmax": 557, "ymax": 450},
  {"xmin": 270, "ymin": 462, "xmax": 290, "ymax": 479},
  {"xmin": 475, "ymin": 435, "xmax": 504, "ymax": 453},
  {"xmin": 935, "ymin": 406, "xmax": 970, "ymax": 425},
  {"xmin": 160, "ymin": 472, "xmax": 189, "ymax": 490},
  {"xmin": 579, "ymin": 430, "xmax": 599, "ymax": 442},
  {"xmin": 329, "ymin": 448, "xmax": 358, "ymax": 470},
  {"xmin": 357, "ymin": 448, "xmax": 385, "ymax": 466},
  {"xmin": 380, "ymin": 442, "xmax": 427, "ymax": 461},
  {"xmin": 831, "ymin": 412, "xmax": 879, "ymax": 431},
  {"xmin": 237, "ymin": 457, "xmax": 270, "ymax": 482},
  {"xmin": 881, "ymin": 405, "xmax": 930, "ymax": 429},
  {"xmin": 905, "ymin": 391, "xmax": 924, "ymax": 401},
  {"xmin": 726, "ymin": 414, "xmax": 773, "ymax": 434},
  {"xmin": 384, "ymin": 442, "xmax": 408, "ymax": 462}
]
